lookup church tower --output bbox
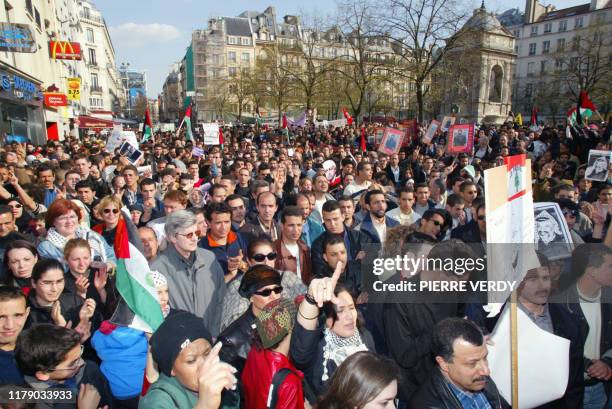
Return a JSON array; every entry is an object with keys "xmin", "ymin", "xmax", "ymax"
[{"xmin": 440, "ymin": 3, "xmax": 516, "ymax": 124}]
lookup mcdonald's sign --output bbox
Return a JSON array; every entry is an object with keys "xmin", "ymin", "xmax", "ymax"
[{"xmin": 48, "ymin": 41, "xmax": 82, "ymax": 60}]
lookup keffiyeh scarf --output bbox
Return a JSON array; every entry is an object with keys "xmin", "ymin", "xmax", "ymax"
[
  {"xmin": 322, "ymin": 327, "xmax": 368, "ymax": 381},
  {"xmin": 46, "ymin": 226, "xmax": 107, "ymax": 262}
]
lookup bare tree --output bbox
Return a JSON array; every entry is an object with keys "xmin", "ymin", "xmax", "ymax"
[
  {"xmin": 228, "ymin": 68, "xmax": 252, "ymax": 120},
  {"xmin": 208, "ymin": 78, "xmax": 231, "ymax": 120},
  {"xmin": 258, "ymin": 44, "xmax": 298, "ymax": 122},
  {"xmin": 246, "ymin": 64, "xmax": 267, "ymax": 116},
  {"xmin": 381, "ymin": 0, "xmax": 470, "ymax": 122},
  {"xmin": 334, "ymin": 0, "xmax": 394, "ymax": 121}
]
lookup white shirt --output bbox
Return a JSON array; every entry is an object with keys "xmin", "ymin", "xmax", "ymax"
[
  {"xmin": 578, "ymin": 286, "xmax": 602, "ymax": 361},
  {"xmin": 284, "ymin": 242, "xmax": 301, "ymax": 279},
  {"xmin": 344, "ymin": 180, "xmax": 371, "ymax": 200},
  {"xmin": 386, "ymin": 207, "xmax": 421, "ymax": 226},
  {"xmin": 373, "ymin": 219, "xmax": 387, "ymax": 244}
]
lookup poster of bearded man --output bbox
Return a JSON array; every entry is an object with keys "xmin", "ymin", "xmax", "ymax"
[{"xmin": 533, "ymin": 202, "xmax": 573, "ymax": 260}]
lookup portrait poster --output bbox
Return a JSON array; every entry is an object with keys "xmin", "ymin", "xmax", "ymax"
[
  {"xmin": 374, "ymin": 127, "xmax": 385, "ymax": 145},
  {"xmin": 584, "ymin": 149, "xmax": 611, "ymax": 182},
  {"xmin": 441, "ymin": 115, "xmax": 455, "ymax": 132},
  {"xmin": 447, "ymin": 123, "xmax": 474, "ymax": 154},
  {"xmin": 423, "ymin": 120, "xmax": 440, "ymax": 144},
  {"xmin": 378, "ymin": 127, "xmax": 404, "ymax": 156},
  {"xmin": 533, "ymin": 202, "xmax": 573, "ymax": 260}
]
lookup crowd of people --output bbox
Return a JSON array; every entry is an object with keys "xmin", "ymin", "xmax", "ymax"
[{"xmin": 0, "ymin": 117, "xmax": 610, "ymax": 409}]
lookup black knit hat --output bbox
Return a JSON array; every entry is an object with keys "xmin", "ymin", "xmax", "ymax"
[
  {"xmin": 238, "ymin": 265, "xmax": 282, "ymax": 299},
  {"xmin": 149, "ymin": 311, "xmax": 213, "ymax": 377}
]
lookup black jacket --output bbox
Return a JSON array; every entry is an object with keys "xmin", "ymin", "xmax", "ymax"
[
  {"xmin": 311, "ymin": 228, "xmax": 371, "ymax": 278},
  {"xmin": 383, "ymin": 274, "xmax": 461, "ymax": 401},
  {"xmin": 218, "ymin": 308, "xmax": 256, "ymax": 375},
  {"xmin": 409, "ymin": 368, "xmax": 509, "ymax": 409}
]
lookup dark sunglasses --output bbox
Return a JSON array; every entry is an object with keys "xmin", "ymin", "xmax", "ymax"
[
  {"xmin": 177, "ymin": 231, "xmax": 198, "ymax": 239},
  {"xmin": 252, "ymin": 252, "xmax": 277, "ymax": 262},
  {"xmin": 254, "ymin": 286, "xmax": 283, "ymax": 297},
  {"xmin": 103, "ymin": 208, "xmax": 119, "ymax": 214},
  {"xmin": 431, "ymin": 220, "xmax": 444, "ymax": 227}
]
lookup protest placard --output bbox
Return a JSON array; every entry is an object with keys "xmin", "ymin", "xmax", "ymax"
[
  {"xmin": 447, "ymin": 123, "xmax": 474, "ymax": 154},
  {"xmin": 378, "ymin": 127, "xmax": 404, "ymax": 155},
  {"xmin": 202, "ymin": 123, "xmax": 220, "ymax": 145}
]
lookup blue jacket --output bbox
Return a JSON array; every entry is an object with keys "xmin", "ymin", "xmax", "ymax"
[
  {"xmin": 91, "ymin": 326, "xmax": 148, "ymax": 399},
  {"xmin": 355, "ymin": 213, "xmax": 399, "ymax": 244},
  {"xmin": 301, "ymin": 216, "xmax": 325, "ymax": 247}
]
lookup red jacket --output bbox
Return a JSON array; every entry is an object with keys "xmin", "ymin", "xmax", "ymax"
[{"xmin": 241, "ymin": 347, "xmax": 304, "ymax": 409}]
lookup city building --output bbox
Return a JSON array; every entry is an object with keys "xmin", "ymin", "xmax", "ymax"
[
  {"xmin": 119, "ymin": 63, "xmax": 147, "ymax": 120},
  {"xmin": 503, "ymin": 0, "xmax": 611, "ymax": 122},
  {"xmin": 438, "ymin": 4, "xmax": 516, "ymax": 124},
  {"xmin": 160, "ymin": 62, "xmax": 181, "ymax": 123}
]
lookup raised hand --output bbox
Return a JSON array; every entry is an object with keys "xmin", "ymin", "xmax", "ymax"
[
  {"xmin": 79, "ymin": 298, "xmax": 96, "ymax": 322},
  {"xmin": 307, "ymin": 260, "xmax": 344, "ymax": 307},
  {"xmin": 195, "ymin": 343, "xmax": 238, "ymax": 409},
  {"xmin": 75, "ymin": 275, "xmax": 90, "ymax": 298},
  {"xmin": 51, "ymin": 300, "xmax": 67, "ymax": 327}
]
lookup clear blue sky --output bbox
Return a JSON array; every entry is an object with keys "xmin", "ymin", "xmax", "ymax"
[{"xmin": 94, "ymin": 0, "xmax": 586, "ymax": 97}]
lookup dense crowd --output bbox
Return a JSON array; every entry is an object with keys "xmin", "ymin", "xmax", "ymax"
[{"xmin": 0, "ymin": 118, "xmax": 610, "ymax": 409}]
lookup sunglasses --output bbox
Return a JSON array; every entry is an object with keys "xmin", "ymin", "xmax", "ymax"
[
  {"xmin": 177, "ymin": 231, "xmax": 198, "ymax": 239},
  {"xmin": 254, "ymin": 286, "xmax": 283, "ymax": 297},
  {"xmin": 431, "ymin": 220, "xmax": 444, "ymax": 227},
  {"xmin": 252, "ymin": 252, "xmax": 277, "ymax": 262},
  {"xmin": 103, "ymin": 208, "xmax": 119, "ymax": 214}
]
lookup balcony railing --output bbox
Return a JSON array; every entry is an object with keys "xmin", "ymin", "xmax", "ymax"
[
  {"xmin": 90, "ymin": 85, "xmax": 103, "ymax": 93},
  {"xmin": 79, "ymin": 12, "xmax": 103, "ymax": 23}
]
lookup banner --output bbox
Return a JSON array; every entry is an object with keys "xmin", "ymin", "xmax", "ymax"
[
  {"xmin": 0, "ymin": 23, "xmax": 36, "ymax": 53},
  {"xmin": 48, "ymin": 41, "xmax": 82, "ymax": 60},
  {"xmin": 423, "ymin": 120, "xmax": 440, "ymax": 144},
  {"xmin": 202, "ymin": 123, "xmax": 220, "ymax": 145},
  {"xmin": 378, "ymin": 127, "xmax": 404, "ymax": 155},
  {"xmin": 440, "ymin": 116, "xmax": 455, "ymax": 132},
  {"xmin": 43, "ymin": 92, "xmax": 67, "ymax": 107},
  {"xmin": 67, "ymin": 77, "xmax": 81, "ymax": 100},
  {"xmin": 315, "ymin": 118, "xmax": 347, "ymax": 128}
]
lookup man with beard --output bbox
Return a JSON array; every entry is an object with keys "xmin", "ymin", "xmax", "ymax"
[{"xmin": 355, "ymin": 189, "xmax": 398, "ymax": 245}]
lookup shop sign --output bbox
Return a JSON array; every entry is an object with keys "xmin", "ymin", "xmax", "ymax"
[
  {"xmin": 49, "ymin": 41, "xmax": 82, "ymax": 60},
  {"xmin": 43, "ymin": 92, "xmax": 68, "ymax": 107},
  {"xmin": 0, "ymin": 23, "xmax": 36, "ymax": 53},
  {"xmin": 0, "ymin": 71, "xmax": 40, "ymax": 101},
  {"xmin": 67, "ymin": 77, "xmax": 80, "ymax": 100}
]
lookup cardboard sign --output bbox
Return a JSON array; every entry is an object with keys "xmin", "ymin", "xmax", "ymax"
[
  {"xmin": 118, "ymin": 141, "xmax": 144, "ymax": 165},
  {"xmin": 441, "ymin": 116, "xmax": 456, "ymax": 132},
  {"xmin": 202, "ymin": 123, "xmax": 220, "ymax": 145},
  {"xmin": 423, "ymin": 120, "xmax": 440, "ymax": 144},
  {"xmin": 378, "ymin": 127, "xmax": 404, "ymax": 155},
  {"xmin": 585, "ymin": 149, "xmax": 611, "ymax": 182},
  {"xmin": 192, "ymin": 146, "xmax": 205, "ymax": 157},
  {"xmin": 447, "ymin": 124, "xmax": 474, "ymax": 154}
]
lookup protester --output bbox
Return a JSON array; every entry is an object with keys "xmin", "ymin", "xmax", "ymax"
[
  {"xmin": 0, "ymin": 286, "xmax": 30, "ymax": 384},
  {"xmin": 2, "ymin": 240, "xmax": 38, "ymax": 295}
]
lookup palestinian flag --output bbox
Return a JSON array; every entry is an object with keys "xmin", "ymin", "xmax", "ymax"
[
  {"xmin": 530, "ymin": 107, "xmax": 538, "ymax": 126},
  {"xmin": 142, "ymin": 108, "xmax": 153, "ymax": 142},
  {"xmin": 184, "ymin": 105, "xmax": 194, "ymax": 142},
  {"xmin": 282, "ymin": 113, "xmax": 288, "ymax": 129},
  {"xmin": 95, "ymin": 218, "xmax": 163, "ymax": 332},
  {"xmin": 219, "ymin": 126, "xmax": 224, "ymax": 150}
]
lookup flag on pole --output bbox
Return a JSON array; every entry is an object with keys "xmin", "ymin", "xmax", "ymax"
[
  {"xmin": 282, "ymin": 113, "xmax": 288, "ymax": 129},
  {"xmin": 219, "ymin": 126, "xmax": 224, "ymax": 150},
  {"xmin": 142, "ymin": 108, "xmax": 153, "ymax": 142},
  {"xmin": 360, "ymin": 125, "xmax": 367, "ymax": 152},
  {"xmin": 343, "ymin": 108, "xmax": 353, "ymax": 125},
  {"xmin": 184, "ymin": 105, "xmax": 193, "ymax": 141},
  {"xmin": 95, "ymin": 218, "xmax": 163, "ymax": 332},
  {"xmin": 515, "ymin": 113, "xmax": 523, "ymax": 126},
  {"xmin": 530, "ymin": 107, "xmax": 538, "ymax": 126},
  {"xmin": 576, "ymin": 90, "xmax": 596, "ymax": 126}
]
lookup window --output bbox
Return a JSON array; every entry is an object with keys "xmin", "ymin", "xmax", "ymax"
[
  {"xmin": 557, "ymin": 38, "xmax": 565, "ymax": 51},
  {"xmin": 525, "ymin": 83, "xmax": 533, "ymax": 97},
  {"xmin": 91, "ymin": 73, "xmax": 98, "ymax": 88},
  {"xmin": 83, "ymin": 7, "xmax": 90, "ymax": 19},
  {"xmin": 530, "ymin": 26, "xmax": 538, "ymax": 36},
  {"xmin": 241, "ymin": 53, "xmax": 250, "ymax": 63},
  {"xmin": 572, "ymin": 36, "xmax": 580, "ymax": 51},
  {"xmin": 25, "ymin": 0, "xmax": 33, "ymax": 16},
  {"xmin": 542, "ymin": 41, "xmax": 550, "ymax": 54},
  {"xmin": 540, "ymin": 60, "xmax": 547, "ymax": 74},
  {"xmin": 88, "ymin": 48, "xmax": 97, "ymax": 65},
  {"xmin": 513, "ymin": 29, "xmax": 520, "ymax": 38},
  {"xmin": 528, "ymin": 43, "xmax": 536, "ymax": 55},
  {"xmin": 241, "ymin": 37, "xmax": 251, "ymax": 45},
  {"xmin": 554, "ymin": 58, "xmax": 562, "ymax": 70},
  {"xmin": 544, "ymin": 23, "xmax": 552, "ymax": 33},
  {"xmin": 228, "ymin": 36, "xmax": 238, "ymax": 45},
  {"xmin": 87, "ymin": 28, "xmax": 94, "ymax": 43},
  {"xmin": 228, "ymin": 67, "xmax": 237, "ymax": 76},
  {"xmin": 228, "ymin": 51, "xmax": 236, "ymax": 63},
  {"xmin": 559, "ymin": 20, "xmax": 567, "ymax": 31},
  {"xmin": 514, "ymin": 45, "xmax": 519, "ymax": 54},
  {"xmin": 574, "ymin": 17, "xmax": 583, "ymax": 28},
  {"xmin": 212, "ymin": 54, "xmax": 220, "ymax": 65},
  {"xmin": 527, "ymin": 62, "xmax": 535, "ymax": 75},
  {"xmin": 34, "ymin": 7, "xmax": 41, "ymax": 29}
]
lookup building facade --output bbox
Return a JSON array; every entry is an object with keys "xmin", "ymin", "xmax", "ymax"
[
  {"xmin": 503, "ymin": 0, "xmax": 611, "ymax": 122},
  {"xmin": 118, "ymin": 64, "xmax": 146, "ymax": 120}
]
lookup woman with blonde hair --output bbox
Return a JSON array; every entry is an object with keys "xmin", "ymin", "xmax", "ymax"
[{"xmin": 92, "ymin": 195, "xmax": 144, "ymax": 257}]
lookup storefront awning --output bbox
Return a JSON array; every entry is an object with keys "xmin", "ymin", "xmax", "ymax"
[{"xmin": 78, "ymin": 115, "xmax": 114, "ymax": 129}]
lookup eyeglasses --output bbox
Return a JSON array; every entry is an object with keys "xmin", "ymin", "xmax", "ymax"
[
  {"xmin": 47, "ymin": 345, "xmax": 84, "ymax": 372},
  {"xmin": 177, "ymin": 231, "xmax": 198, "ymax": 239},
  {"xmin": 252, "ymin": 252, "xmax": 277, "ymax": 262},
  {"xmin": 254, "ymin": 286, "xmax": 283, "ymax": 297},
  {"xmin": 56, "ymin": 214, "xmax": 78, "ymax": 223},
  {"xmin": 103, "ymin": 208, "xmax": 119, "ymax": 214}
]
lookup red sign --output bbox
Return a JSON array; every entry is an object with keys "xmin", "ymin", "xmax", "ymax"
[
  {"xmin": 78, "ymin": 115, "xmax": 114, "ymax": 129},
  {"xmin": 49, "ymin": 41, "xmax": 82, "ymax": 60},
  {"xmin": 43, "ymin": 93, "xmax": 67, "ymax": 107},
  {"xmin": 447, "ymin": 124, "xmax": 475, "ymax": 154}
]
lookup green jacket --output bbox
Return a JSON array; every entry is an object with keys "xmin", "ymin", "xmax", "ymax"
[{"xmin": 139, "ymin": 374, "xmax": 241, "ymax": 409}]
